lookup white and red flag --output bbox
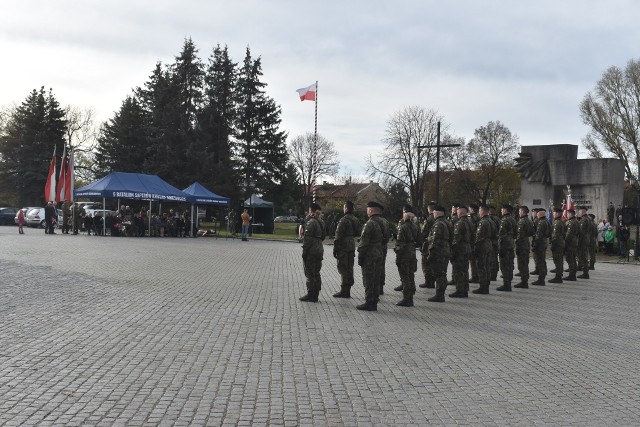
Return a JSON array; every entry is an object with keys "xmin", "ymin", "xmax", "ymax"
[
  {"xmin": 562, "ymin": 192, "xmax": 574, "ymax": 220},
  {"xmin": 44, "ymin": 146, "xmax": 57, "ymax": 203},
  {"xmin": 56, "ymin": 146, "xmax": 67, "ymax": 203},
  {"xmin": 296, "ymin": 83, "xmax": 316, "ymax": 102}
]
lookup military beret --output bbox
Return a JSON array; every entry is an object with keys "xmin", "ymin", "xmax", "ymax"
[
  {"xmin": 588, "ymin": 213, "xmax": 595, "ymax": 219},
  {"xmin": 403, "ymin": 204, "xmax": 413, "ymax": 213},
  {"xmin": 553, "ymin": 207, "xmax": 563, "ymax": 213},
  {"xmin": 537, "ymin": 208, "xmax": 546, "ymax": 212},
  {"xmin": 310, "ymin": 202, "xmax": 322, "ymax": 211},
  {"xmin": 520, "ymin": 205, "xmax": 529, "ymax": 213},
  {"xmin": 427, "ymin": 201, "xmax": 437, "ymax": 207},
  {"xmin": 367, "ymin": 201, "xmax": 383, "ymax": 209},
  {"xmin": 502, "ymin": 203, "xmax": 513, "ymax": 212},
  {"xmin": 433, "ymin": 205, "xmax": 446, "ymax": 213}
]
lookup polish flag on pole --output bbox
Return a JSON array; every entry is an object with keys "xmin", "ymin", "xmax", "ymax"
[
  {"xmin": 296, "ymin": 83, "xmax": 316, "ymax": 102},
  {"xmin": 44, "ymin": 146, "xmax": 57, "ymax": 203},
  {"xmin": 562, "ymin": 191, "xmax": 574, "ymax": 220},
  {"xmin": 56, "ymin": 146, "xmax": 67, "ymax": 203},
  {"xmin": 66, "ymin": 148, "xmax": 74, "ymax": 202}
]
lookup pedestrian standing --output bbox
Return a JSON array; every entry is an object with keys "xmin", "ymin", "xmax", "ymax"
[
  {"xmin": 333, "ymin": 201, "xmax": 361, "ymax": 299},
  {"xmin": 472, "ymin": 205, "xmax": 495, "ymax": 295},
  {"xmin": 515, "ymin": 206, "xmax": 534, "ymax": 288},
  {"xmin": 356, "ymin": 201, "xmax": 384, "ymax": 311},
  {"xmin": 426, "ymin": 205, "xmax": 452, "ymax": 303},
  {"xmin": 418, "ymin": 202, "xmax": 437, "ymax": 289},
  {"xmin": 241, "ymin": 209, "xmax": 251, "ymax": 241},
  {"xmin": 531, "ymin": 209, "xmax": 550, "ymax": 286},
  {"xmin": 300, "ymin": 203, "xmax": 326, "ymax": 303},
  {"xmin": 563, "ymin": 209, "xmax": 579, "ymax": 281},
  {"xmin": 548, "ymin": 208, "xmax": 566, "ymax": 283},
  {"xmin": 496, "ymin": 204, "xmax": 517, "ymax": 292},
  {"xmin": 449, "ymin": 205, "xmax": 473, "ymax": 298},
  {"xmin": 577, "ymin": 207, "xmax": 591, "ymax": 279},
  {"xmin": 17, "ymin": 208, "xmax": 25, "ymax": 234},
  {"xmin": 394, "ymin": 205, "xmax": 419, "ymax": 307}
]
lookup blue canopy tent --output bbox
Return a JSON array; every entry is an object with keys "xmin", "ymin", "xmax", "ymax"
[
  {"xmin": 74, "ymin": 172, "xmax": 191, "ymax": 236},
  {"xmin": 182, "ymin": 182, "xmax": 230, "ymax": 236}
]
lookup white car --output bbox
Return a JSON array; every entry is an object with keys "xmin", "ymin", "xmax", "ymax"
[{"xmin": 25, "ymin": 208, "xmax": 64, "ymax": 228}]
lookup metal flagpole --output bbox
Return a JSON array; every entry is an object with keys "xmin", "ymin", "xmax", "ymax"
[{"xmin": 312, "ymin": 80, "xmax": 318, "ymax": 204}]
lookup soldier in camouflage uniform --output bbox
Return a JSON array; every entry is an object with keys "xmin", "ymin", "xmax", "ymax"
[
  {"xmin": 577, "ymin": 207, "xmax": 591, "ymax": 279},
  {"xmin": 426, "ymin": 205, "xmax": 452, "ymax": 302},
  {"xmin": 468, "ymin": 204, "xmax": 480, "ymax": 283},
  {"xmin": 357, "ymin": 201, "xmax": 385, "ymax": 311},
  {"xmin": 472, "ymin": 205, "xmax": 495, "ymax": 294},
  {"xmin": 419, "ymin": 202, "xmax": 437, "ymax": 289},
  {"xmin": 514, "ymin": 206, "xmax": 535, "ymax": 289},
  {"xmin": 370, "ymin": 206, "xmax": 391, "ymax": 295},
  {"xmin": 588, "ymin": 213, "xmax": 597, "ymax": 270},
  {"xmin": 496, "ymin": 204, "xmax": 517, "ymax": 292},
  {"xmin": 488, "ymin": 205, "xmax": 501, "ymax": 281},
  {"xmin": 530, "ymin": 208, "xmax": 540, "ymax": 275},
  {"xmin": 394, "ymin": 205, "xmax": 420, "ymax": 307},
  {"xmin": 300, "ymin": 203, "xmax": 326, "ymax": 302},
  {"xmin": 563, "ymin": 209, "xmax": 579, "ymax": 281},
  {"xmin": 531, "ymin": 208, "xmax": 550, "ymax": 286},
  {"xmin": 548, "ymin": 207, "xmax": 566, "ymax": 283},
  {"xmin": 449, "ymin": 205, "xmax": 473, "ymax": 298},
  {"xmin": 333, "ymin": 201, "xmax": 361, "ymax": 298}
]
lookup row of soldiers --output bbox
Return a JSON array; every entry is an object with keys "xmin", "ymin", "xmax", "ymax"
[{"xmin": 299, "ymin": 200, "xmax": 598, "ymax": 312}]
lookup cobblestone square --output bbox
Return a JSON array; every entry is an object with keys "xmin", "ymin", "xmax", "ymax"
[{"xmin": 1, "ymin": 227, "xmax": 639, "ymax": 425}]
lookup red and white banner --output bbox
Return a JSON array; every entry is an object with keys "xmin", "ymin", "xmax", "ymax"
[
  {"xmin": 562, "ymin": 192, "xmax": 574, "ymax": 220},
  {"xmin": 66, "ymin": 148, "xmax": 74, "ymax": 202},
  {"xmin": 56, "ymin": 146, "xmax": 67, "ymax": 203},
  {"xmin": 44, "ymin": 147, "xmax": 57, "ymax": 203},
  {"xmin": 296, "ymin": 83, "xmax": 316, "ymax": 102}
]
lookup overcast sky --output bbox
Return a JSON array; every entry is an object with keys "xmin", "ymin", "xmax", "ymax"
[{"xmin": 1, "ymin": 1, "xmax": 638, "ymax": 180}]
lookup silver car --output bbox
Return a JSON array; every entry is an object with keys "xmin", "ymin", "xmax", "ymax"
[{"xmin": 25, "ymin": 208, "xmax": 64, "ymax": 228}]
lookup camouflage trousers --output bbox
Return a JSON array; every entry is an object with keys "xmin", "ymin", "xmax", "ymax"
[
  {"xmin": 491, "ymin": 243, "xmax": 499, "ymax": 280},
  {"xmin": 336, "ymin": 251, "xmax": 355, "ymax": 290},
  {"xmin": 565, "ymin": 246, "xmax": 578, "ymax": 276},
  {"xmin": 516, "ymin": 244, "xmax": 530, "ymax": 282},
  {"xmin": 431, "ymin": 255, "xmax": 450, "ymax": 293},
  {"xmin": 476, "ymin": 247, "xmax": 493, "ymax": 290},
  {"xmin": 421, "ymin": 252, "xmax": 435, "ymax": 286},
  {"xmin": 362, "ymin": 259, "xmax": 381, "ymax": 304},
  {"xmin": 303, "ymin": 256, "xmax": 323, "ymax": 295},
  {"xmin": 551, "ymin": 245, "xmax": 565, "ymax": 277},
  {"xmin": 578, "ymin": 246, "xmax": 589, "ymax": 274},
  {"xmin": 397, "ymin": 258, "xmax": 417, "ymax": 298},
  {"xmin": 499, "ymin": 246, "xmax": 515, "ymax": 283},
  {"xmin": 589, "ymin": 241, "xmax": 597, "ymax": 267},
  {"xmin": 533, "ymin": 246, "xmax": 547, "ymax": 280},
  {"xmin": 378, "ymin": 248, "xmax": 388, "ymax": 294},
  {"xmin": 451, "ymin": 251, "xmax": 470, "ymax": 292}
]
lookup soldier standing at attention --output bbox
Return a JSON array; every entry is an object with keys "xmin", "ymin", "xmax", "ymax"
[
  {"xmin": 369, "ymin": 204, "xmax": 391, "ymax": 296},
  {"xmin": 449, "ymin": 205, "xmax": 473, "ymax": 298},
  {"xmin": 488, "ymin": 205, "xmax": 501, "ymax": 282},
  {"xmin": 357, "ymin": 201, "xmax": 384, "ymax": 311},
  {"xmin": 514, "ymin": 205, "xmax": 535, "ymax": 289},
  {"xmin": 496, "ymin": 204, "xmax": 517, "ymax": 292},
  {"xmin": 394, "ymin": 205, "xmax": 419, "ymax": 307},
  {"xmin": 333, "ymin": 201, "xmax": 361, "ymax": 299},
  {"xmin": 300, "ymin": 203, "xmax": 326, "ymax": 303},
  {"xmin": 531, "ymin": 208, "xmax": 550, "ymax": 286},
  {"xmin": 427, "ymin": 205, "xmax": 452, "ymax": 302},
  {"xmin": 588, "ymin": 213, "xmax": 598, "ymax": 270},
  {"xmin": 548, "ymin": 208, "xmax": 566, "ymax": 283},
  {"xmin": 472, "ymin": 205, "xmax": 495, "ymax": 294},
  {"xmin": 419, "ymin": 202, "xmax": 437, "ymax": 289},
  {"xmin": 530, "ymin": 208, "xmax": 540, "ymax": 275},
  {"xmin": 468, "ymin": 204, "xmax": 480, "ymax": 284},
  {"xmin": 563, "ymin": 208, "xmax": 579, "ymax": 281},
  {"xmin": 577, "ymin": 207, "xmax": 591, "ymax": 279}
]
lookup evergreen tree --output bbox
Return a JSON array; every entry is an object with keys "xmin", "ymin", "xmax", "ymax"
[
  {"xmin": 95, "ymin": 95, "xmax": 149, "ymax": 176},
  {"xmin": 234, "ymin": 47, "xmax": 288, "ymax": 197},
  {"xmin": 198, "ymin": 44, "xmax": 239, "ymax": 198},
  {"xmin": 0, "ymin": 87, "xmax": 67, "ymax": 206}
]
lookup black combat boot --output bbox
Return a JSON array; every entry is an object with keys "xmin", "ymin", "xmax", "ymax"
[
  {"xmin": 514, "ymin": 281, "xmax": 528, "ymax": 289},
  {"xmin": 563, "ymin": 274, "xmax": 577, "ymax": 281},
  {"xmin": 550, "ymin": 268, "xmax": 557, "ymax": 274},
  {"xmin": 472, "ymin": 286, "xmax": 489, "ymax": 295},
  {"xmin": 333, "ymin": 289, "xmax": 351, "ymax": 298},
  {"xmin": 427, "ymin": 293, "xmax": 445, "ymax": 302},
  {"xmin": 548, "ymin": 276, "xmax": 563, "ymax": 284},
  {"xmin": 448, "ymin": 290, "xmax": 468, "ymax": 298},
  {"xmin": 299, "ymin": 293, "xmax": 318, "ymax": 302},
  {"xmin": 514, "ymin": 272, "xmax": 521, "ymax": 277},
  {"xmin": 577, "ymin": 272, "xmax": 590, "ymax": 279},
  {"xmin": 589, "ymin": 262, "xmax": 595, "ymax": 270},
  {"xmin": 396, "ymin": 296, "xmax": 414, "ymax": 307},
  {"xmin": 530, "ymin": 270, "xmax": 539, "ymax": 275},
  {"xmin": 393, "ymin": 285, "xmax": 403, "ymax": 292},
  {"xmin": 356, "ymin": 302, "xmax": 377, "ymax": 311},
  {"xmin": 418, "ymin": 280, "xmax": 435, "ymax": 289},
  {"xmin": 496, "ymin": 282, "xmax": 512, "ymax": 292},
  {"xmin": 531, "ymin": 278, "xmax": 546, "ymax": 286}
]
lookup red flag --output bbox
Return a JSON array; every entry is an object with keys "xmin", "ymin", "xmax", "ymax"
[
  {"xmin": 66, "ymin": 148, "xmax": 74, "ymax": 202},
  {"xmin": 44, "ymin": 146, "xmax": 57, "ymax": 203},
  {"xmin": 56, "ymin": 146, "xmax": 67, "ymax": 203},
  {"xmin": 562, "ymin": 192, "xmax": 574, "ymax": 220},
  {"xmin": 296, "ymin": 83, "xmax": 316, "ymax": 101}
]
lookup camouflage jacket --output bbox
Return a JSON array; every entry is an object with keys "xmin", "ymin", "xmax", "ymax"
[
  {"xmin": 333, "ymin": 213, "xmax": 360, "ymax": 253},
  {"xmin": 358, "ymin": 215, "xmax": 383, "ymax": 264},
  {"xmin": 428, "ymin": 216, "xmax": 451, "ymax": 259},
  {"xmin": 395, "ymin": 219, "xmax": 419, "ymax": 262},
  {"xmin": 302, "ymin": 217, "xmax": 325, "ymax": 258},
  {"xmin": 551, "ymin": 218, "xmax": 566, "ymax": 249},
  {"xmin": 452, "ymin": 215, "xmax": 473, "ymax": 255},
  {"xmin": 498, "ymin": 214, "xmax": 517, "ymax": 250}
]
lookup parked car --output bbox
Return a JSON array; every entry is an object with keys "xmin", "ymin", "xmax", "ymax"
[
  {"xmin": 274, "ymin": 215, "xmax": 300, "ymax": 223},
  {"xmin": 25, "ymin": 208, "xmax": 64, "ymax": 228},
  {"xmin": 14, "ymin": 207, "xmax": 40, "ymax": 225},
  {"xmin": 0, "ymin": 207, "xmax": 19, "ymax": 225}
]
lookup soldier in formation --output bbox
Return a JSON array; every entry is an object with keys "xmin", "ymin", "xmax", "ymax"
[
  {"xmin": 426, "ymin": 205, "xmax": 452, "ymax": 302},
  {"xmin": 419, "ymin": 202, "xmax": 436, "ymax": 289},
  {"xmin": 563, "ymin": 208, "xmax": 579, "ymax": 281},
  {"xmin": 472, "ymin": 205, "xmax": 495, "ymax": 294},
  {"xmin": 332, "ymin": 201, "xmax": 361, "ymax": 299},
  {"xmin": 394, "ymin": 205, "xmax": 419, "ymax": 307},
  {"xmin": 496, "ymin": 204, "xmax": 517, "ymax": 292},
  {"xmin": 356, "ymin": 201, "xmax": 385, "ymax": 311},
  {"xmin": 577, "ymin": 207, "xmax": 591, "ymax": 279},
  {"xmin": 549, "ymin": 207, "xmax": 566, "ymax": 283},
  {"xmin": 531, "ymin": 208, "xmax": 550, "ymax": 286},
  {"xmin": 515, "ymin": 206, "xmax": 535, "ymax": 289},
  {"xmin": 300, "ymin": 203, "xmax": 326, "ymax": 303},
  {"xmin": 449, "ymin": 205, "xmax": 473, "ymax": 298}
]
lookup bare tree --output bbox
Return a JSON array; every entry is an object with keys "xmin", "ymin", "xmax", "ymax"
[
  {"xmin": 467, "ymin": 120, "xmax": 520, "ymax": 204},
  {"xmin": 580, "ymin": 58, "xmax": 640, "ymax": 181},
  {"xmin": 288, "ymin": 132, "xmax": 340, "ymax": 203},
  {"xmin": 366, "ymin": 106, "xmax": 445, "ymax": 212},
  {"xmin": 64, "ymin": 106, "xmax": 99, "ymax": 182}
]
